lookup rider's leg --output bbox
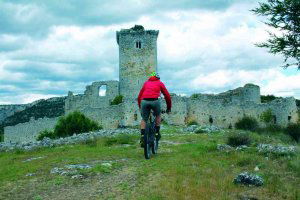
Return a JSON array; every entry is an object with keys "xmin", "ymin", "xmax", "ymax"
[
  {"xmin": 140, "ymin": 100, "xmax": 150, "ymax": 134},
  {"xmin": 140, "ymin": 100, "xmax": 150, "ymax": 147},
  {"xmin": 155, "ymin": 115, "xmax": 161, "ymax": 126},
  {"xmin": 140, "ymin": 119, "xmax": 146, "ymax": 135},
  {"xmin": 155, "ymin": 115, "xmax": 161, "ymax": 134},
  {"xmin": 152, "ymin": 100, "xmax": 162, "ymax": 139}
]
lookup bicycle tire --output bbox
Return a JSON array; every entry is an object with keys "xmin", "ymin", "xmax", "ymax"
[
  {"xmin": 144, "ymin": 125, "xmax": 151, "ymax": 159},
  {"xmin": 152, "ymin": 138, "xmax": 158, "ymax": 154},
  {"xmin": 151, "ymin": 124, "xmax": 158, "ymax": 154}
]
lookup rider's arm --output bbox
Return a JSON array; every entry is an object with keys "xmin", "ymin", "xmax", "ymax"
[
  {"xmin": 160, "ymin": 82, "xmax": 172, "ymax": 111},
  {"xmin": 138, "ymin": 83, "xmax": 146, "ymax": 108}
]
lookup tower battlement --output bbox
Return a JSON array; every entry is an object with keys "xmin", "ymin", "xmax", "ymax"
[{"xmin": 116, "ymin": 25, "xmax": 159, "ymax": 44}]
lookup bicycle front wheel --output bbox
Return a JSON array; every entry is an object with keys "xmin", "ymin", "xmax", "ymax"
[
  {"xmin": 144, "ymin": 128, "xmax": 151, "ymax": 159},
  {"xmin": 151, "ymin": 137, "xmax": 158, "ymax": 154}
]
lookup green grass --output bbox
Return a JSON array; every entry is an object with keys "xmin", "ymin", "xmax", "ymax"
[{"xmin": 0, "ymin": 127, "xmax": 299, "ymax": 200}]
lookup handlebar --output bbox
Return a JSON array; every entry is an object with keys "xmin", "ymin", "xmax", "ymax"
[{"xmin": 161, "ymin": 110, "xmax": 170, "ymax": 114}]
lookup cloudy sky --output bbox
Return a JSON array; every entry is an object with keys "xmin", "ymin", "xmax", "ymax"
[{"xmin": 0, "ymin": 0, "xmax": 299, "ymax": 104}]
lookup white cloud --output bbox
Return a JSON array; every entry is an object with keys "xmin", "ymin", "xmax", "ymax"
[
  {"xmin": 190, "ymin": 68, "xmax": 300, "ymax": 98},
  {"xmin": 262, "ymin": 72, "xmax": 300, "ymax": 97},
  {"xmin": 11, "ymin": 25, "xmax": 117, "ymax": 63},
  {"xmin": 0, "ymin": 0, "xmax": 299, "ymax": 105},
  {"xmin": 21, "ymin": 93, "xmax": 59, "ymax": 104}
]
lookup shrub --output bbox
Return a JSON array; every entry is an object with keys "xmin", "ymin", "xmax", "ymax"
[
  {"xmin": 235, "ymin": 116, "xmax": 259, "ymax": 131},
  {"xmin": 0, "ymin": 126, "xmax": 3, "ymax": 142},
  {"xmin": 265, "ymin": 124, "xmax": 283, "ymax": 133},
  {"xmin": 195, "ymin": 129, "xmax": 206, "ymax": 134},
  {"xmin": 54, "ymin": 111, "xmax": 102, "ymax": 138},
  {"xmin": 261, "ymin": 95, "xmax": 277, "ymax": 103},
  {"xmin": 36, "ymin": 129, "xmax": 55, "ymax": 141},
  {"xmin": 296, "ymin": 99, "xmax": 300, "ymax": 107},
  {"xmin": 110, "ymin": 95, "xmax": 123, "ymax": 105},
  {"xmin": 256, "ymin": 124, "xmax": 283, "ymax": 134},
  {"xmin": 227, "ymin": 132, "xmax": 252, "ymax": 147},
  {"xmin": 285, "ymin": 123, "xmax": 300, "ymax": 142},
  {"xmin": 190, "ymin": 93, "xmax": 201, "ymax": 99},
  {"xmin": 187, "ymin": 120, "xmax": 198, "ymax": 126},
  {"xmin": 260, "ymin": 109, "xmax": 273, "ymax": 124}
]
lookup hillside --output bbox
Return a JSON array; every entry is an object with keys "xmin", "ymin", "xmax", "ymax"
[
  {"xmin": 0, "ymin": 97, "xmax": 66, "ymax": 137},
  {"xmin": 0, "ymin": 104, "xmax": 28, "ymax": 122},
  {"xmin": 0, "ymin": 125, "xmax": 299, "ymax": 200}
]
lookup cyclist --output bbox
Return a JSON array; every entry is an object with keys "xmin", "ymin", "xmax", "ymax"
[{"xmin": 137, "ymin": 72, "xmax": 172, "ymax": 147}]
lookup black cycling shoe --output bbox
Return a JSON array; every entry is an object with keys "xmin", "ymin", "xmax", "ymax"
[
  {"xmin": 155, "ymin": 133, "xmax": 161, "ymax": 141},
  {"xmin": 140, "ymin": 136, "xmax": 144, "ymax": 148}
]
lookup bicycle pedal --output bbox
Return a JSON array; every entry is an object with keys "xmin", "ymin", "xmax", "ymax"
[{"xmin": 140, "ymin": 136, "xmax": 144, "ymax": 148}]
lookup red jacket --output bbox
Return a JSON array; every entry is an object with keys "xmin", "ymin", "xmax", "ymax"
[{"xmin": 138, "ymin": 76, "xmax": 172, "ymax": 110}]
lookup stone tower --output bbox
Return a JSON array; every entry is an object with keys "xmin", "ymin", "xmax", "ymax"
[{"xmin": 116, "ymin": 25, "xmax": 159, "ymax": 99}]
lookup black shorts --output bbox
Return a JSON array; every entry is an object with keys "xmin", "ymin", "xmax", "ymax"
[{"xmin": 141, "ymin": 99, "xmax": 161, "ymax": 121}]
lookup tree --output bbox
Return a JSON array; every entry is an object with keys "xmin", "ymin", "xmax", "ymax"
[{"xmin": 252, "ymin": 0, "xmax": 300, "ymax": 69}]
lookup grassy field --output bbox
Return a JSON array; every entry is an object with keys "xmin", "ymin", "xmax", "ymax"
[{"xmin": 0, "ymin": 125, "xmax": 299, "ymax": 200}]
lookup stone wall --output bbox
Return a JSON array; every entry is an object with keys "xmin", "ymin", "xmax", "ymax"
[
  {"xmin": 161, "ymin": 94, "xmax": 188, "ymax": 125},
  {"xmin": 265, "ymin": 97, "xmax": 298, "ymax": 126},
  {"xmin": 4, "ymin": 117, "xmax": 59, "ymax": 143},
  {"xmin": 185, "ymin": 84, "xmax": 260, "ymax": 128},
  {"xmin": 65, "ymin": 80, "xmax": 119, "ymax": 112},
  {"xmin": 122, "ymin": 99, "xmax": 141, "ymax": 127},
  {"xmin": 67, "ymin": 104, "xmax": 124, "ymax": 129},
  {"xmin": 3, "ymin": 82, "xmax": 298, "ymax": 143},
  {"xmin": 65, "ymin": 80, "xmax": 122, "ymax": 129},
  {"xmin": 163, "ymin": 84, "xmax": 298, "ymax": 128}
]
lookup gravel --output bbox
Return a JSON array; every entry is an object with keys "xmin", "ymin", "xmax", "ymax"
[
  {"xmin": 101, "ymin": 163, "xmax": 112, "ymax": 168},
  {"xmin": 235, "ymin": 145, "xmax": 249, "ymax": 151},
  {"xmin": 234, "ymin": 172, "xmax": 263, "ymax": 186},
  {"xmin": 257, "ymin": 144, "xmax": 297, "ymax": 155},
  {"xmin": 50, "ymin": 162, "xmax": 117, "ymax": 179},
  {"xmin": 65, "ymin": 164, "xmax": 92, "ymax": 170},
  {"xmin": 22, "ymin": 156, "xmax": 45, "ymax": 162},
  {"xmin": 217, "ymin": 144, "xmax": 233, "ymax": 151},
  {"xmin": 183, "ymin": 125, "xmax": 224, "ymax": 134},
  {"xmin": 217, "ymin": 144, "xmax": 249, "ymax": 152}
]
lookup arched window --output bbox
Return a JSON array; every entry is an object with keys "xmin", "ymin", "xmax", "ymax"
[
  {"xmin": 273, "ymin": 115, "xmax": 277, "ymax": 124},
  {"xmin": 209, "ymin": 116, "xmax": 213, "ymax": 124},
  {"xmin": 135, "ymin": 41, "xmax": 141, "ymax": 49},
  {"xmin": 99, "ymin": 85, "xmax": 107, "ymax": 96}
]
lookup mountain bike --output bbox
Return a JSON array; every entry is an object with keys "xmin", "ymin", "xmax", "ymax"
[{"xmin": 144, "ymin": 111, "xmax": 159, "ymax": 159}]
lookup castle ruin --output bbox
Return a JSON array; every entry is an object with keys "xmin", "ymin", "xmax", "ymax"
[{"xmin": 3, "ymin": 25, "xmax": 299, "ymax": 143}]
